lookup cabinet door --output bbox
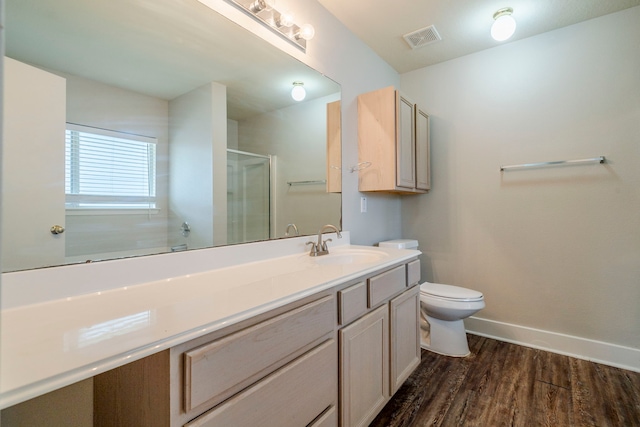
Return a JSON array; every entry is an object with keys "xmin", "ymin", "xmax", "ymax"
[
  {"xmin": 326, "ymin": 100, "xmax": 342, "ymax": 193},
  {"xmin": 390, "ymin": 286, "xmax": 421, "ymax": 394},
  {"xmin": 415, "ymin": 107, "xmax": 431, "ymax": 191},
  {"xmin": 396, "ymin": 93, "xmax": 416, "ymax": 189},
  {"xmin": 339, "ymin": 304, "xmax": 389, "ymax": 427}
]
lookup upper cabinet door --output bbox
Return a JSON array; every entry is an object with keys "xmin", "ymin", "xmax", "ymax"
[
  {"xmin": 415, "ymin": 107, "xmax": 431, "ymax": 191},
  {"xmin": 396, "ymin": 93, "xmax": 416, "ymax": 189},
  {"xmin": 357, "ymin": 86, "xmax": 429, "ymax": 194},
  {"xmin": 326, "ymin": 100, "xmax": 342, "ymax": 193}
]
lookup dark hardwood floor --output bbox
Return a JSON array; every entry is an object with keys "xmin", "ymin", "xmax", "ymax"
[{"xmin": 371, "ymin": 335, "xmax": 640, "ymax": 427}]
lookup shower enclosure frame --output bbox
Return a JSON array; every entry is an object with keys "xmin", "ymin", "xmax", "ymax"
[{"xmin": 227, "ymin": 149, "xmax": 276, "ymax": 243}]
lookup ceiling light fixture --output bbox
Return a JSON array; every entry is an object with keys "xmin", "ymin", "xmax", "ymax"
[
  {"xmin": 214, "ymin": 0, "xmax": 314, "ymax": 51},
  {"xmin": 291, "ymin": 81, "xmax": 306, "ymax": 101},
  {"xmin": 491, "ymin": 7, "xmax": 516, "ymax": 41}
]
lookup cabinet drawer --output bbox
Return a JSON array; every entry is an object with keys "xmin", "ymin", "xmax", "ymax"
[
  {"xmin": 185, "ymin": 339, "xmax": 337, "ymax": 427},
  {"xmin": 184, "ymin": 295, "xmax": 334, "ymax": 413},
  {"xmin": 407, "ymin": 259, "xmax": 421, "ymax": 286},
  {"xmin": 368, "ymin": 265, "xmax": 406, "ymax": 308},
  {"xmin": 338, "ymin": 281, "xmax": 367, "ymax": 325}
]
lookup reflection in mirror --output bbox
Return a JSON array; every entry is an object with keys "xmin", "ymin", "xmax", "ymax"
[{"xmin": 2, "ymin": 0, "xmax": 341, "ymax": 272}]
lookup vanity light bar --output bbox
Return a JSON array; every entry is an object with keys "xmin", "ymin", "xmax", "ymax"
[{"xmin": 223, "ymin": 0, "xmax": 309, "ymax": 51}]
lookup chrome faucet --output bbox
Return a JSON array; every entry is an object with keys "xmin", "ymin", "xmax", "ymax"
[
  {"xmin": 307, "ymin": 224, "xmax": 342, "ymax": 256},
  {"xmin": 284, "ymin": 223, "xmax": 299, "ymax": 237}
]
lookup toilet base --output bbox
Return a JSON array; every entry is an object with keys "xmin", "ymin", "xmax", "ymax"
[{"xmin": 421, "ymin": 315, "xmax": 470, "ymax": 357}]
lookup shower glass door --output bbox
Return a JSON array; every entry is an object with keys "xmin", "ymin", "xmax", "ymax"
[{"xmin": 227, "ymin": 150, "xmax": 271, "ymax": 244}]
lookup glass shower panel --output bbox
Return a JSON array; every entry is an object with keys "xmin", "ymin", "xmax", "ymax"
[{"xmin": 227, "ymin": 150, "xmax": 271, "ymax": 245}]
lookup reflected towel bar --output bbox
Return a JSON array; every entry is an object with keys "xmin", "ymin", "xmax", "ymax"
[
  {"xmin": 500, "ymin": 156, "xmax": 606, "ymax": 172},
  {"xmin": 287, "ymin": 180, "xmax": 327, "ymax": 186}
]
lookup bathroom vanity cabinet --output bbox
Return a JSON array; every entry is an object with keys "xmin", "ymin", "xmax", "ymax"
[
  {"xmin": 92, "ymin": 258, "xmax": 421, "ymax": 427},
  {"xmin": 94, "ymin": 291, "xmax": 338, "ymax": 427},
  {"xmin": 339, "ymin": 262, "xmax": 421, "ymax": 427},
  {"xmin": 357, "ymin": 86, "xmax": 430, "ymax": 194}
]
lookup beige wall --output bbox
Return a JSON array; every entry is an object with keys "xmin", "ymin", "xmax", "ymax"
[
  {"xmin": 401, "ymin": 7, "xmax": 640, "ymax": 352},
  {"xmin": 168, "ymin": 82, "xmax": 228, "ymax": 249},
  {"xmin": 238, "ymin": 93, "xmax": 341, "ymax": 237}
]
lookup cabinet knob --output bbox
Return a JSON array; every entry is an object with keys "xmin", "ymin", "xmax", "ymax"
[{"xmin": 50, "ymin": 225, "xmax": 65, "ymax": 235}]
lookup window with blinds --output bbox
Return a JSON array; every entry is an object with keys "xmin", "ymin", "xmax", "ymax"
[{"xmin": 65, "ymin": 123, "xmax": 157, "ymax": 210}]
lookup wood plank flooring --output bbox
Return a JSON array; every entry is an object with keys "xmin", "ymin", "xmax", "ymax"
[{"xmin": 370, "ymin": 335, "xmax": 640, "ymax": 427}]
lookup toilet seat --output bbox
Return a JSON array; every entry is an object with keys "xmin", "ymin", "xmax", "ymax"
[{"xmin": 420, "ymin": 282, "xmax": 484, "ymax": 302}]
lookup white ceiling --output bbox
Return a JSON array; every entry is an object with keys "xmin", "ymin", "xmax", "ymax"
[
  {"xmin": 317, "ymin": 0, "xmax": 640, "ymax": 73},
  {"xmin": 6, "ymin": 0, "xmax": 340, "ymax": 121}
]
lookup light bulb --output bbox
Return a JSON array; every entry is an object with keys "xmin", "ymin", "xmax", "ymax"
[
  {"xmin": 491, "ymin": 8, "xmax": 516, "ymax": 41},
  {"xmin": 291, "ymin": 82, "xmax": 306, "ymax": 101},
  {"xmin": 278, "ymin": 10, "xmax": 295, "ymax": 27},
  {"xmin": 298, "ymin": 23, "xmax": 315, "ymax": 41},
  {"xmin": 249, "ymin": 0, "xmax": 275, "ymax": 13}
]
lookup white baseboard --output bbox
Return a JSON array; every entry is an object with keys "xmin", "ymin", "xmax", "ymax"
[{"xmin": 465, "ymin": 316, "xmax": 640, "ymax": 373}]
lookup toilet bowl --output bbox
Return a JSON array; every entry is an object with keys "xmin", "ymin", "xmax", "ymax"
[{"xmin": 419, "ymin": 282, "xmax": 485, "ymax": 357}]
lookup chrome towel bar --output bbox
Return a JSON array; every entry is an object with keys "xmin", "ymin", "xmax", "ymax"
[
  {"xmin": 500, "ymin": 156, "xmax": 605, "ymax": 172},
  {"xmin": 287, "ymin": 180, "xmax": 327, "ymax": 186}
]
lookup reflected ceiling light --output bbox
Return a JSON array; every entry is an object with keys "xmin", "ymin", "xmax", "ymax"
[
  {"xmin": 291, "ymin": 82, "xmax": 306, "ymax": 101},
  {"xmin": 491, "ymin": 7, "xmax": 516, "ymax": 41}
]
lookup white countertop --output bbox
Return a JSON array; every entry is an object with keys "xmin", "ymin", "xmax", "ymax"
[{"xmin": 0, "ymin": 234, "xmax": 420, "ymax": 409}]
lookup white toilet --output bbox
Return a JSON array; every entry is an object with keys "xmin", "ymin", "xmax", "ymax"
[
  {"xmin": 419, "ymin": 282, "xmax": 485, "ymax": 357},
  {"xmin": 377, "ymin": 239, "xmax": 485, "ymax": 357}
]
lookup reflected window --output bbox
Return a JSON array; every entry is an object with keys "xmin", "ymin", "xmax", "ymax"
[{"xmin": 65, "ymin": 124, "xmax": 157, "ymax": 210}]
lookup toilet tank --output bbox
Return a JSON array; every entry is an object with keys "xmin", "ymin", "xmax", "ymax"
[{"xmin": 378, "ymin": 239, "xmax": 419, "ymax": 250}]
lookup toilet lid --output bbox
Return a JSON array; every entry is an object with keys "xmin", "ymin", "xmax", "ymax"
[{"xmin": 420, "ymin": 282, "xmax": 484, "ymax": 301}]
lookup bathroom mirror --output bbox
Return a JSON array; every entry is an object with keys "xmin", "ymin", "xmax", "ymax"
[{"xmin": 2, "ymin": 0, "xmax": 341, "ymax": 272}]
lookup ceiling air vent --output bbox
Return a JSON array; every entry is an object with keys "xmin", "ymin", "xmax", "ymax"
[{"xmin": 403, "ymin": 25, "xmax": 441, "ymax": 49}]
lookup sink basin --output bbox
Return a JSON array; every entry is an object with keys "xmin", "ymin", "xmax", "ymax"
[{"xmin": 308, "ymin": 249, "xmax": 388, "ymax": 265}]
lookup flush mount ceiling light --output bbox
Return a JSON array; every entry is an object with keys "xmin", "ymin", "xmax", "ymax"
[
  {"xmin": 212, "ymin": 0, "xmax": 314, "ymax": 51},
  {"xmin": 291, "ymin": 81, "xmax": 306, "ymax": 101},
  {"xmin": 491, "ymin": 7, "xmax": 516, "ymax": 41}
]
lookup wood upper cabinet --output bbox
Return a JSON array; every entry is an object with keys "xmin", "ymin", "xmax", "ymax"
[
  {"xmin": 326, "ymin": 100, "xmax": 342, "ymax": 193},
  {"xmin": 415, "ymin": 107, "xmax": 431, "ymax": 191},
  {"xmin": 357, "ymin": 86, "xmax": 430, "ymax": 194}
]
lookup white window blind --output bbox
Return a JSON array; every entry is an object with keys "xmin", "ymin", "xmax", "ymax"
[{"xmin": 65, "ymin": 123, "xmax": 157, "ymax": 209}]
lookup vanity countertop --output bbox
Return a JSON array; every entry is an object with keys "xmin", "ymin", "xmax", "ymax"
[{"xmin": 0, "ymin": 235, "xmax": 420, "ymax": 409}]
